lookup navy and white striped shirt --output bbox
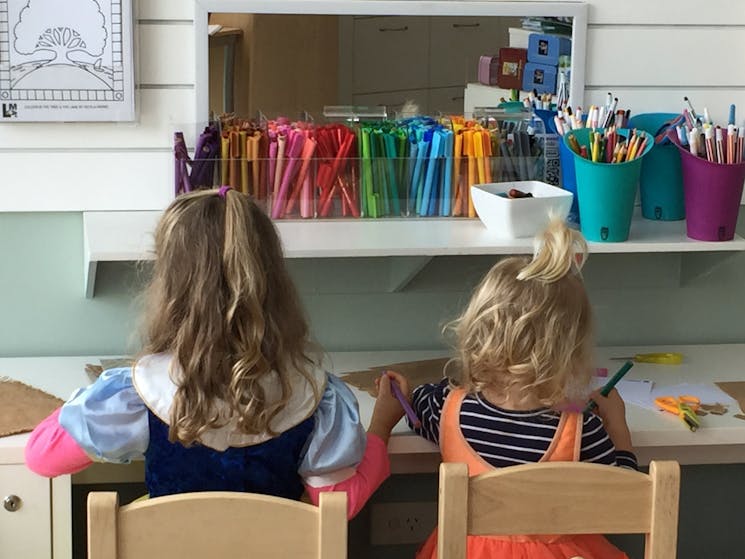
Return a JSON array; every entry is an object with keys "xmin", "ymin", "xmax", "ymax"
[{"xmin": 411, "ymin": 380, "xmax": 638, "ymax": 470}]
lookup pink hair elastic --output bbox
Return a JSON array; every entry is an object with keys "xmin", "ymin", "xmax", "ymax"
[{"xmin": 218, "ymin": 185, "xmax": 232, "ymax": 198}]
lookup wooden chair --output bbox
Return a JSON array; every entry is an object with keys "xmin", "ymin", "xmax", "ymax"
[
  {"xmin": 88, "ymin": 490, "xmax": 347, "ymax": 559},
  {"xmin": 438, "ymin": 460, "xmax": 680, "ymax": 559}
]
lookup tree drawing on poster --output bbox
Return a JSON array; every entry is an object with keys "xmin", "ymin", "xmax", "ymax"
[{"xmin": 0, "ymin": 0, "xmax": 135, "ymax": 121}]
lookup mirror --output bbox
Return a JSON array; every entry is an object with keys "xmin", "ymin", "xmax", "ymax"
[{"xmin": 194, "ymin": 1, "xmax": 587, "ymax": 123}]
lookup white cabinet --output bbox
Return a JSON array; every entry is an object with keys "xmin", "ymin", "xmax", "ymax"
[
  {"xmin": 0, "ymin": 464, "xmax": 51, "ymax": 559},
  {"xmin": 345, "ymin": 15, "xmax": 515, "ymax": 115},
  {"xmin": 352, "ymin": 16, "xmax": 429, "ymax": 94},
  {"xmin": 428, "ymin": 17, "xmax": 509, "ymax": 88}
]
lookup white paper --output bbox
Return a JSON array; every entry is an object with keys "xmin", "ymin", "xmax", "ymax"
[
  {"xmin": 592, "ymin": 377, "xmax": 656, "ymax": 410},
  {"xmin": 0, "ymin": 0, "xmax": 135, "ymax": 121},
  {"xmin": 591, "ymin": 380, "xmax": 739, "ymax": 412}
]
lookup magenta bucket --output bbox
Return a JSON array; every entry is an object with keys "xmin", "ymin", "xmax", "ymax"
[{"xmin": 670, "ymin": 131, "xmax": 745, "ymax": 241}]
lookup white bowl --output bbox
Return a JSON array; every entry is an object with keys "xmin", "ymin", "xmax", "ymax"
[{"xmin": 471, "ymin": 181, "xmax": 573, "ymax": 238}]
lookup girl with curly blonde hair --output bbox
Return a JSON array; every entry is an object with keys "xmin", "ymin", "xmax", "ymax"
[{"xmin": 410, "ymin": 219, "xmax": 636, "ymax": 559}]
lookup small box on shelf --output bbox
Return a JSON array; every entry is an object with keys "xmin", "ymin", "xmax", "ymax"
[
  {"xmin": 495, "ymin": 48, "xmax": 527, "ymax": 90},
  {"xmin": 470, "ymin": 180, "xmax": 573, "ymax": 238},
  {"xmin": 522, "ymin": 62, "xmax": 558, "ymax": 96},
  {"xmin": 527, "ymin": 33, "xmax": 571, "ymax": 66}
]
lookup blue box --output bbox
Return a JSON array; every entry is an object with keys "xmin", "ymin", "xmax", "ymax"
[
  {"xmin": 527, "ymin": 33, "xmax": 571, "ymax": 65},
  {"xmin": 522, "ymin": 62, "xmax": 557, "ymax": 95}
]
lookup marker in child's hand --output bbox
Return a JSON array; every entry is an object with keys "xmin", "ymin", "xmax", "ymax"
[
  {"xmin": 381, "ymin": 371, "xmax": 421, "ymax": 429},
  {"xmin": 583, "ymin": 360, "xmax": 634, "ymax": 414}
]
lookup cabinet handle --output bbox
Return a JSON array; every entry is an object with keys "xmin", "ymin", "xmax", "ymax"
[
  {"xmin": 451, "ymin": 96, "xmax": 465, "ymax": 102},
  {"xmin": 4, "ymin": 495, "xmax": 21, "ymax": 512},
  {"xmin": 378, "ymin": 26, "xmax": 408, "ymax": 32},
  {"xmin": 452, "ymin": 23, "xmax": 480, "ymax": 29}
]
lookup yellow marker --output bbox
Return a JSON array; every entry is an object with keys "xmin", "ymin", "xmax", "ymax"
[
  {"xmin": 592, "ymin": 132, "xmax": 600, "ymax": 162},
  {"xmin": 220, "ymin": 133, "xmax": 230, "ymax": 185},
  {"xmin": 473, "ymin": 130, "xmax": 486, "ymax": 184},
  {"xmin": 464, "ymin": 130, "xmax": 476, "ymax": 217}
]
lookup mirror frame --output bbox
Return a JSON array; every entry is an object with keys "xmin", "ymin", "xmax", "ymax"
[{"xmin": 193, "ymin": 0, "xmax": 587, "ymax": 123}]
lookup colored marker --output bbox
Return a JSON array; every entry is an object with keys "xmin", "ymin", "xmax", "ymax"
[
  {"xmin": 684, "ymin": 96, "xmax": 698, "ymax": 122},
  {"xmin": 583, "ymin": 361, "xmax": 634, "ymax": 413},
  {"xmin": 382, "ymin": 371, "xmax": 421, "ymax": 429}
]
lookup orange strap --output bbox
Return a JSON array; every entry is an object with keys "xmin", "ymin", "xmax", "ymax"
[{"xmin": 440, "ymin": 388, "xmax": 582, "ymax": 477}]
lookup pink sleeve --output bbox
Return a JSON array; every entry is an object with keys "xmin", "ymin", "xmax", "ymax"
[
  {"xmin": 25, "ymin": 408, "xmax": 93, "ymax": 477},
  {"xmin": 304, "ymin": 433, "xmax": 390, "ymax": 519}
]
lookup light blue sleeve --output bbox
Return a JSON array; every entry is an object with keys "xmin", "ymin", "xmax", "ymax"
[
  {"xmin": 58, "ymin": 367, "xmax": 149, "ymax": 464},
  {"xmin": 298, "ymin": 374, "xmax": 367, "ymax": 478}
]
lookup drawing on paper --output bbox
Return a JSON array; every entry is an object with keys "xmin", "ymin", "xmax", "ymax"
[{"xmin": 0, "ymin": 0, "xmax": 130, "ymax": 107}]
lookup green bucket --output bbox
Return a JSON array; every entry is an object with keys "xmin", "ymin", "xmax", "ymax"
[{"xmin": 566, "ymin": 128, "xmax": 653, "ymax": 242}]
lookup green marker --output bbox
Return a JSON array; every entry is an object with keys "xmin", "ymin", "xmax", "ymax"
[{"xmin": 583, "ymin": 360, "xmax": 634, "ymax": 414}]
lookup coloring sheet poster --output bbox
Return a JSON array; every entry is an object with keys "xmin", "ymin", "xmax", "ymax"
[{"xmin": 0, "ymin": 0, "xmax": 135, "ymax": 121}]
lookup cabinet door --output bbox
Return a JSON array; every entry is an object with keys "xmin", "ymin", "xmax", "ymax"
[
  {"xmin": 428, "ymin": 86, "xmax": 467, "ymax": 116},
  {"xmin": 0, "ymin": 465, "xmax": 51, "ymax": 559},
  {"xmin": 429, "ymin": 17, "xmax": 513, "ymax": 88},
  {"xmin": 353, "ymin": 16, "xmax": 429, "ymax": 94}
]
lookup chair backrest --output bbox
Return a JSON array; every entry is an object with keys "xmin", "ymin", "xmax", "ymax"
[
  {"xmin": 88, "ymin": 490, "xmax": 347, "ymax": 559},
  {"xmin": 437, "ymin": 460, "xmax": 680, "ymax": 559}
]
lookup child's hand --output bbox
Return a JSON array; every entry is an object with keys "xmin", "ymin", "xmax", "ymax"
[
  {"xmin": 590, "ymin": 388, "xmax": 633, "ymax": 452},
  {"xmin": 368, "ymin": 371, "xmax": 412, "ymax": 443},
  {"xmin": 591, "ymin": 387, "xmax": 626, "ymax": 423}
]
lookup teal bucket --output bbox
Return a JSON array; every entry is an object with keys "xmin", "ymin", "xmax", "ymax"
[
  {"xmin": 627, "ymin": 113, "xmax": 685, "ymax": 221},
  {"xmin": 566, "ymin": 128, "xmax": 653, "ymax": 242}
]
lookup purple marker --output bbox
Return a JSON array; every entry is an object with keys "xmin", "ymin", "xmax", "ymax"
[{"xmin": 381, "ymin": 371, "xmax": 421, "ymax": 429}]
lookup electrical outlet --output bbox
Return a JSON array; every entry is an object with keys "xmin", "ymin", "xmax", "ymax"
[{"xmin": 370, "ymin": 501, "xmax": 437, "ymax": 546}]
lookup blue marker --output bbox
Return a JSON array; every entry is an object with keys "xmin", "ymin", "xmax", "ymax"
[
  {"xmin": 441, "ymin": 131, "xmax": 454, "ymax": 216},
  {"xmin": 420, "ymin": 129, "xmax": 441, "ymax": 216},
  {"xmin": 414, "ymin": 129, "xmax": 433, "ymax": 215},
  {"xmin": 729, "ymin": 104, "xmax": 736, "ymax": 127}
]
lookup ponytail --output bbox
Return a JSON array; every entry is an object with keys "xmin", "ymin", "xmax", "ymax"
[{"xmin": 517, "ymin": 219, "xmax": 587, "ymax": 283}]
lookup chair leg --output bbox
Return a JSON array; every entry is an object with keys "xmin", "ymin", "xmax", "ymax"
[
  {"xmin": 438, "ymin": 463, "xmax": 469, "ymax": 559},
  {"xmin": 645, "ymin": 461, "xmax": 680, "ymax": 559},
  {"xmin": 88, "ymin": 492, "xmax": 119, "ymax": 559},
  {"xmin": 318, "ymin": 492, "xmax": 347, "ymax": 559}
]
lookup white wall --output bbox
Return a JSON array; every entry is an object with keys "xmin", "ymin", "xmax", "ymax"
[
  {"xmin": 0, "ymin": 0, "xmax": 195, "ymax": 211},
  {"xmin": 1, "ymin": 0, "xmax": 743, "ymax": 211}
]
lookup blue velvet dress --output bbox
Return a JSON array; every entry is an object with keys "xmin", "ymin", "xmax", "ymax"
[
  {"xmin": 145, "ymin": 411, "xmax": 314, "ymax": 499},
  {"xmin": 57, "ymin": 358, "xmax": 366, "ymax": 499}
]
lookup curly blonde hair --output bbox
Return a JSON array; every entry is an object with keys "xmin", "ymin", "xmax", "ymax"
[
  {"xmin": 141, "ymin": 189, "xmax": 318, "ymax": 445},
  {"xmin": 449, "ymin": 219, "xmax": 593, "ymax": 408}
]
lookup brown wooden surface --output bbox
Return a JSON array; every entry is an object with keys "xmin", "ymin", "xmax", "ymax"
[
  {"xmin": 340, "ymin": 357, "xmax": 452, "ymax": 396},
  {"xmin": 0, "ymin": 378, "xmax": 63, "ymax": 437}
]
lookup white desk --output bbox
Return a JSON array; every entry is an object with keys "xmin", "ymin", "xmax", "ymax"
[
  {"xmin": 3, "ymin": 344, "xmax": 745, "ymax": 468},
  {"xmin": 336, "ymin": 345, "xmax": 745, "ymax": 471},
  {"xmin": 1, "ymin": 345, "xmax": 744, "ymax": 558}
]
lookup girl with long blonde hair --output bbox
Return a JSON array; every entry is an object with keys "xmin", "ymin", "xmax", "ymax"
[
  {"xmin": 26, "ymin": 187, "xmax": 407, "ymax": 518},
  {"xmin": 410, "ymin": 219, "xmax": 636, "ymax": 559}
]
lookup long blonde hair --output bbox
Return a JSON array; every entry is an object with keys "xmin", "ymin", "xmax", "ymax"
[
  {"xmin": 449, "ymin": 219, "xmax": 593, "ymax": 407},
  {"xmin": 141, "ymin": 189, "xmax": 317, "ymax": 444}
]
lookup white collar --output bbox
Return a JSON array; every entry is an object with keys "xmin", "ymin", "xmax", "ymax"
[{"xmin": 131, "ymin": 353, "xmax": 326, "ymax": 450}]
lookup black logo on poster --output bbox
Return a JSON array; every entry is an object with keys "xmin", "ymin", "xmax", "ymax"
[{"xmin": 2, "ymin": 103, "xmax": 17, "ymax": 118}]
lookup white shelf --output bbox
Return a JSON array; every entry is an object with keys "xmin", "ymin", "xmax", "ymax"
[{"xmin": 82, "ymin": 209, "xmax": 745, "ymax": 297}]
